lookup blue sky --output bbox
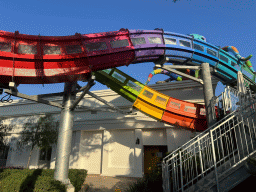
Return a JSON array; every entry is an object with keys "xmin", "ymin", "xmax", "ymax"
[{"xmin": 0, "ymin": 0, "xmax": 255, "ymax": 100}]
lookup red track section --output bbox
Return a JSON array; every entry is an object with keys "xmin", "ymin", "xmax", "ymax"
[
  {"xmin": 0, "ymin": 29, "xmax": 220, "ymax": 131},
  {"xmin": 0, "ymin": 30, "xmax": 134, "ymax": 84},
  {"xmin": 162, "ymin": 97, "xmax": 218, "ymax": 131}
]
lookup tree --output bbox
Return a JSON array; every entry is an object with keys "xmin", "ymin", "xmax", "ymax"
[
  {"xmin": 0, "ymin": 118, "xmax": 14, "ymax": 159},
  {"xmin": 16, "ymin": 114, "xmax": 59, "ymax": 169}
]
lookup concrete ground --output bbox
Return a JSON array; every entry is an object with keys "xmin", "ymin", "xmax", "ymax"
[{"xmin": 79, "ymin": 174, "xmax": 142, "ymax": 192}]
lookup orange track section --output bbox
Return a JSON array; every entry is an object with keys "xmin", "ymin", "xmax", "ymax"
[{"xmin": 133, "ymin": 86, "xmax": 218, "ymax": 131}]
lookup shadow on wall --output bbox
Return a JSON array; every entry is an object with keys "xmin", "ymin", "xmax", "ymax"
[
  {"xmin": 0, "ymin": 79, "xmax": 210, "ymax": 172},
  {"xmin": 50, "ymin": 130, "xmax": 113, "ymax": 171},
  {"xmin": 7, "ymin": 137, "xmax": 40, "ymax": 168},
  {"xmin": 67, "ymin": 129, "xmax": 137, "ymax": 176},
  {"xmin": 5, "ymin": 114, "xmax": 182, "ymax": 173},
  {"xmin": 1, "ymin": 112, "xmax": 137, "ymax": 171},
  {"xmin": 69, "ymin": 130, "xmax": 113, "ymax": 169},
  {"xmin": 1, "ymin": 115, "xmax": 55, "ymax": 169},
  {"xmin": 107, "ymin": 130, "xmax": 135, "ymax": 176}
]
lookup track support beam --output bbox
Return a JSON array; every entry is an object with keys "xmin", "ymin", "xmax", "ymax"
[
  {"xmin": 87, "ymin": 91, "xmax": 133, "ymax": 114},
  {"xmin": 54, "ymin": 81, "xmax": 77, "ymax": 191},
  {"xmin": 155, "ymin": 65, "xmax": 201, "ymax": 70},
  {"xmin": 201, "ymin": 63, "xmax": 217, "ymax": 127},
  {"xmin": 154, "ymin": 56, "xmax": 204, "ymax": 84},
  {"xmin": 69, "ymin": 76, "xmax": 95, "ymax": 111},
  {"xmin": 4, "ymin": 89, "xmax": 64, "ymax": 109},
  {"xmin": 159, "ymin": 65, "xmax": 204, "ymax": 85}
]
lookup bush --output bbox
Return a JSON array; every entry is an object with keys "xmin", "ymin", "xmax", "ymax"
[
  {"xmin": 68, "ymin": 169, "xmax": 87, "ymax": 192},
  {"xmin": 0, "ymin": 166, "xmax": 25, "ymax": 170},
  {"xmin": 0, "ymin": 170, "xmax": 29, "ymax": 191},
  {"xmin": 125, "ymin": 166, "xmax": 163, "ymax": 192},
  {"xmin": 0, "ymin": 168, "xmax": 87, "ymax": 192},
  {"xmin": 38, "ymin": 168, "xmax": 87, "ymax": 192},
  {"xmin": 34, "ymin": 176, "xmax": 67, "ymax": 192}
]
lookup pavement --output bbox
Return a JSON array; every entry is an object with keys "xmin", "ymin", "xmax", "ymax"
[{"xmin": 79, "ymin": 174, "xmax": 142, "ymax": 192}]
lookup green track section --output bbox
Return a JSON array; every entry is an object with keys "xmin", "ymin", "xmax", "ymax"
[
  {"xmin": 93, "ymin": 64, "xmax": 256, "ymax": 103},
  {"xmin": 93, "ymin": 68, "xmax": 145, "ymax": 102}
]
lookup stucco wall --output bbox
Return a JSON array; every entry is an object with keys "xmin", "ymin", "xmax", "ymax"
[{"xmin": 0, "ymin": 78, "xmax": 218, "ymax": 177}]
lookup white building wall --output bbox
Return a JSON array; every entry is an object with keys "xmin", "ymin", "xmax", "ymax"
[
  {"xmin": 142, "ymin": 129, "xmax": 167, "ymax": 146},
  {"xmin": 134, "ymin": 129, "xmax": 143, "ymax": 177},
  {"xmin": 101, "ymin": 129, "xmax": 137, "ymax": 177},
  {"xmin": 102, "ymin": 130, "xmax": 111, "ymax": 175},
  {"xmin": 50, "ymin": 144, "xmax": 57, "ymax": 169},
  {"xmin": 0, "ymin": 78, "xmax": 219, "ymax": 177},
  {"xmin": 166, "ymin": 128, "xmax": 196, "ymax": 153},
  {"xmin": 108, "ymin": 130, "xmax": 135, "ymax": 169},
  {"xmin": 69, "ymin": 131, "xmax": 82, "ymax": 169},
  {"xmin": 6, "ymin": 137, "xmax": 40, "ymax": 169},
  {"xmin": 79, "ymin": 130, "xmax": 103, "ymax": 174}
]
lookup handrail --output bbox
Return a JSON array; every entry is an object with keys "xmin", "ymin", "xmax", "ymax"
[
  {"xmin": 162, "ymin": 87, "xmax": 256, "ymax": 192},
  {"xmin": 163, "ymin": 96, "xmax": 256, "ymax": 162},
  {"xmin": 163, "ymin": 88, "xmax": 255, "ymax": 162}
]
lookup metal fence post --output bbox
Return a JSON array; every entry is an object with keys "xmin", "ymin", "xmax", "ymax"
[
  {"xmin": 162, "ymin": 161, "xmax": 168, "ymax": 192},
  {"xmin": 227, "ymin": 86, "xmax": 233, "ymax": 111},
  {"xmin": 197, "ymin": 137, "xmax": 204, "ymax": 175},
  {"xmin": 179, "ymin": 151, "xmax": 184, "ymax": 192},
  {"xmin": 172, "ymin": 156, "xmax": 177, "ymax": 192},
  {"xmin": 162, "ymin": 162, "xmax": 165, "ymax": 191},
  {"xmin": 166, "ymin": 161, "xmax": 171, "ymax": 192},
  {"xmin": 209, "ymin": 130, "xmax": 219, "ymax": 192}
]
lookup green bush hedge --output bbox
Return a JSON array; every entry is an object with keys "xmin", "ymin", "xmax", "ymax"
[
  {"xmin": 125, "ymin": 166, "xmax": 163, "ymax": 192},
  {"xmin": 0, "ymin": 168, "xmax": 87, "ymax": 192}
]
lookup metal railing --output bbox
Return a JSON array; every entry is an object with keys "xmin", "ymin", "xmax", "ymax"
[
  {"xmin": 214, "ymin": 86, "xmax": 255, "ymax": 116},
  {"xmin": 162, "ymin": 88, "xmax": 256, "ymax": 192}
]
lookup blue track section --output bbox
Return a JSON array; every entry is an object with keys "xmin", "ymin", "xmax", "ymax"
[{"xmin": 155, "ymin": 30, "xmax": 256, "ymax": 87}]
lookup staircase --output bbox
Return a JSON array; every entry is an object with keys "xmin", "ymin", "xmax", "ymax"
[{"xmin": 162, "ymin": 86, "xmax": 256, "ymax": 192}]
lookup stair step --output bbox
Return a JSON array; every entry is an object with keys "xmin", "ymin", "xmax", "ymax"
[{"xmin": 183, "ymin": 147, "xmax": 256, "ymax": 192}]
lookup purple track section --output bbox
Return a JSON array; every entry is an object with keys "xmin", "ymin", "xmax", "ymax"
[{"xmin": 129, "ymin": 29, "xmax": 165, "ymax": 63}]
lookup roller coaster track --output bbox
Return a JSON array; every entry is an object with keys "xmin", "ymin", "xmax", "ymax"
[
  {"xmin": 0, "ymin": 28, "xmax": 255, "ymax": 131},
  {"xmin": 93, "ymin": 67, "xmax": 217, "ymax": 131}
]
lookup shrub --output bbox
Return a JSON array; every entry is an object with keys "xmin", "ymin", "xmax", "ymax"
[
  {"xmin": 125, "ymin": 166, "xmax": 163, "ymax": 192},
  {"xmin": 68, "ymin": 169, "xmax": 87, "ymax": 192},
  {"xmin": 0, "ymin": 166, "xmax": 25, "ymax": 170},
  {"xmin": 34, "ymin": 176, "xmax": 67, "ymax": 192},
  {"xmin": 0, "ymin": 168, "xmax": 87, "ymax": 192}
]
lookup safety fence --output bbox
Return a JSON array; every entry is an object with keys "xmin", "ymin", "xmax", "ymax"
[{"xmin": 162, "ymin": 87, "xmax": 256, "ymax": 192}]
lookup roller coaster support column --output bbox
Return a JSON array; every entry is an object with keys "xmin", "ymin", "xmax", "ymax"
[
  {"xmin": 54, "ymin": 81, "xmax": 77, "ymax": 191},
  {"xmin": 201, "ymin": 63, "xmax": 217, "ymax": 127},
  {"xmin": 54, "ymin": 77, "xmax": 95, "ymax": 191}
]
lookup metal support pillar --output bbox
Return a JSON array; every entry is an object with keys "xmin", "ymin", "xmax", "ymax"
[
  {"xmin": 54, "ymin": 81, "xmax": 77, "ymax": 190},
  {"xmin": 201, "ymin": 63, "xmax": 217, "ymax": 127}
]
